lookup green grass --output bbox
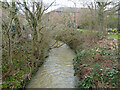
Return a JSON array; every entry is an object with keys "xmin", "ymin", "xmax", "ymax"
[
  {"xmin": 107, "ymin": 33, "xmax": 119, "ymax": 39},
  {"xmin": 76, "ymin": 29, "xmax": 87, "ymax": 33},
  {"xmin": 76, "ymin": 29, "xmax": 87, "ymax": 31},
  {"xmin": 76, "ymin": 28, "xmax": 119, "ymax": 39}
]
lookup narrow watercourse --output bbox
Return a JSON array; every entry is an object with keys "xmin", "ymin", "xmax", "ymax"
[{"xmin": 27, "ymin": 41, "xmax": 77, "ymax": 88}]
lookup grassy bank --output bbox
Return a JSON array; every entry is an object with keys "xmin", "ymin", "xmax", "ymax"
[
  {"xmin": 71, "ymin": 31, "xmax": 119, "ymax": 88},
  {"xmin": 2, "ymin": 38, "xmax": 50, "ymax": 88},
  {"xmin": 2, "ymin": 2, "xmax": 54, "ymax": 88},
  {"xmin": 74, "ymin": 47, "xmax": 119, "ymax": 88},
  {"xmin": 2, "ymin": 26, "xmax": 53, "ymax": 88},
  {"xmin": 107, "ymin": 34, "xmax": 119, "ymax": 39},
  {"xmin": 57, "ymin": 29, "xmax": 119, "ymax": 88}
]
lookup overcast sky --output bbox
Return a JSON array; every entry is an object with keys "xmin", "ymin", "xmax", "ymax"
[
  {"xmin": 43, "ymin": 0, "xmax": 119, "ymax": 12},
  {"xmin": 43, "ymin": 0, "xmax": 94, "ymax": 12},
  {"xmin": 1, "ymin": 0, "xmax": 119, "ymax": 13},
  {"xmin": 1, "ymin": 0, "xmax": 93, "ymax": 12}
]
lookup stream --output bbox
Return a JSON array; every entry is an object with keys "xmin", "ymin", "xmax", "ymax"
[{"xmin": 27, "ymin": 41, "xmax": 76, "ymax": 88}]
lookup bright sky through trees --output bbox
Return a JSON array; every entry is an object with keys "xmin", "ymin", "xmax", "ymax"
[
  {"xmin": 43, "ymin": 0, "xmax": 93, "ymax": 12},
  {"xmin": 0, "ymin": 0, "xmax": 119, "ymax": 13}
]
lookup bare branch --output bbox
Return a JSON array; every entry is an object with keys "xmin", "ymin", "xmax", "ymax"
[{"xmin": 41, "ymin": 0, "xmax": 56, "ymax": 15}]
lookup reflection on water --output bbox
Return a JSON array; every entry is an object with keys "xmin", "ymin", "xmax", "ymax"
[{"xmin": 27, "ymin": 42, "xmax": 76, "ymax": 88}]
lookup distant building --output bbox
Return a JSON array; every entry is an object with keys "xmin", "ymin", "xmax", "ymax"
[{"xmin": 43, "ymin": 7, "xmax": 90, "ymax": 28}]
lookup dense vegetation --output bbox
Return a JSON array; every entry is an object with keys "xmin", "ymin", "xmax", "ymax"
[
  {"xmin": 2, "ymin": 1, "xmax": 53, "ymax": 88},
  {"xmin": 73, "ymin": 39, "xmax": 119, "ymax": 88},
  {"xmin": 57, "ymin": 28, "xmax": 119, "ymax": 88},
  {"xmin": 1, "ymin": 0, "xmax": 120, "ymax": 88}
]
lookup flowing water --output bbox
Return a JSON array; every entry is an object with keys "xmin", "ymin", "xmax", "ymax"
[{"xmin": 27, "ymin": 41, "xmax": 76, "ymax": 88}]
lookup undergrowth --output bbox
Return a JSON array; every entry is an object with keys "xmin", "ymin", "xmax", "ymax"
[
  {"xmin": 73, "ymin": 46, "xmax": 119, "ymax": 88},
  {"xmin": 2, "ymin": 38, "xmax": 50, "ymax": 88}
]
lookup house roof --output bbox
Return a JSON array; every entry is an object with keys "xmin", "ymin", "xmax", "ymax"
[{"xmin": 52, "ymin": 7, "xmax": 90, "ymax": 13}]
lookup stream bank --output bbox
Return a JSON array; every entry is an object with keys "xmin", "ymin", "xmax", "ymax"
[{"xmin": 27, "ymin": 42, "xmax": 76, "ymax": 88}]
